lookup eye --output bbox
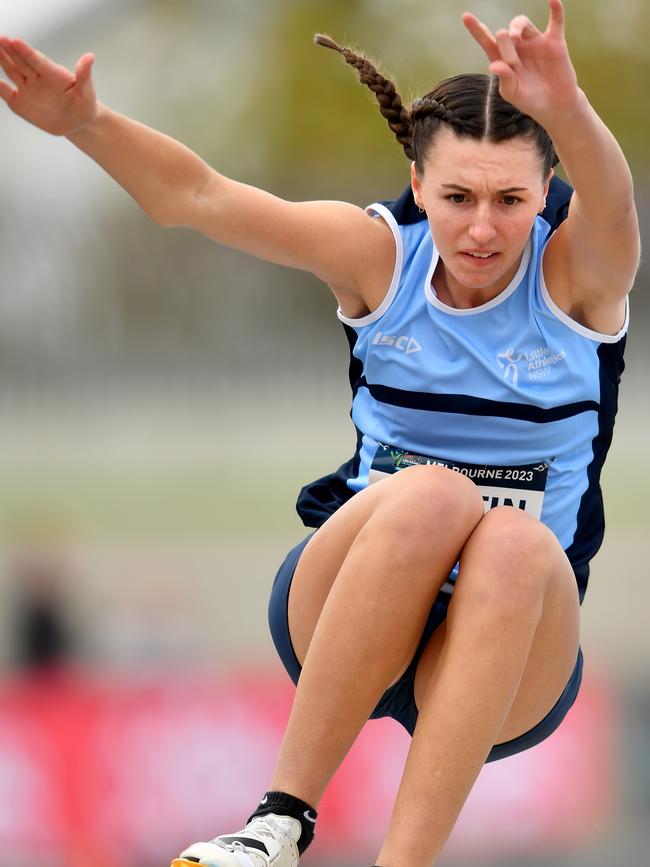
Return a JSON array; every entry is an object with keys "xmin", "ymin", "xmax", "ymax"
[
  {"xmin": 446, "ymin": 193, "xmax": 467, "ymax": 204},
  {"xmin": 502, "ymin": 195, "xmax": 521, "ymax": 206}
]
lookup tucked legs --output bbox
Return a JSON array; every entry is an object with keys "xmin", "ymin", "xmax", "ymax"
[
  {"xmin": 267, "ymin": 467, "xmax": 579, "ymax": 867},
  {"xmin": 272, "ymin": 465, "xmax": 484, "ymax": 805},
  {"xmin": 375, "ymin": 507, "xmax": 580, "ymax": 866}
]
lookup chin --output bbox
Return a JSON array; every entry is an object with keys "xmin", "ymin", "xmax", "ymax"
[{"xmin": 457, "ymin": 266, "xmax": 504, "ymax": 288}]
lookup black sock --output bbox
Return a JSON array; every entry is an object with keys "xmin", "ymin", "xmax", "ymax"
[{"xmin": 247, "ymin": 790, "xmax": 318, "ymax": 856}]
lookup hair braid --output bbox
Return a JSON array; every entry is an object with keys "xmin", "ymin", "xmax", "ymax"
[
  {"xmin": 316, "ymin": 36, "xmax": 557, "ymax": 177},
  {"xmin": 314, "ymin": 34, "xmax": 414, "ymax": 160},
  {"xmin": 410, "ymin": 96, "xmax": 477, "ymax": 133}
]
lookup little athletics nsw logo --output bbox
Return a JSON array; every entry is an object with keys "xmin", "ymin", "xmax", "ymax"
[{"xmin": 496, "ymin": 344, "xmax": 566, "ymax": 387}]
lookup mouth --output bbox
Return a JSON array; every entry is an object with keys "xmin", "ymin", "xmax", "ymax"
[{"xmin": 460, "ymin": 251, "xmax": 499, "ymax": 264}]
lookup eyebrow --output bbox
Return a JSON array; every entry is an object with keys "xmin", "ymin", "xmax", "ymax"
[{"xmin": 440, "ymin": 183, "xmax": 530, "ymax": 194}]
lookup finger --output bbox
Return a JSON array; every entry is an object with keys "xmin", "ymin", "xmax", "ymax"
[
  {"xmin": 0, "ymin": 77, "xmax": 16, "ymax": 105},
  {"xmin": 2, "ymin": 38, "xmax": 37, "ymax": 80},
  {"xmin": 0, "ymin": 38, "xmax": 26, "ymax": 85},
  {"xmin": 462, "ymin": 12, "xmax": 501, "ymax": 63},
  {"xmin": 547, "ymin": 0, "xmax": 565, "ymax": 37},
  {"xmin": 9, "ymin": 38, "xmax": 52, "ymax": 76},
  {"xmin": 489, "ymin": 60, "xmax": 518, "ymax": 96},
  {"xmin": 509, "ymin": 15, "xmax": 540, "ymax": 40},
  {"xmin": 495, "ymin": 29, "xmax": 522, "ymax": 68}
]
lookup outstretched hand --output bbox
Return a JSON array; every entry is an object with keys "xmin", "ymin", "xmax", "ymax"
[
  {"xmin": 0, "ymin": 36, "xmax": 97, "ymax": 136},
  {"xmin": 462, "ymin": 0, "xmax": 580, "ymax": 124}
]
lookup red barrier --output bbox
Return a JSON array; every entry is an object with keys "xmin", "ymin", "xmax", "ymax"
[{"xmin": 0, "ymin": 664, "xmax": 614, "ymax": 865}]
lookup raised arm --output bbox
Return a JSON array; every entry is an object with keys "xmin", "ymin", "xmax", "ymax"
[
  {"xmin": 0, "ymin": 37, "xmax": 393, "ymax": 316},
  {"xmin": 463, "ymin": 0, "xmax": 640, "ymax": 334}
]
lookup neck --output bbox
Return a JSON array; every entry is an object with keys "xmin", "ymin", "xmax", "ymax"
[{"xmin": 433, "ymin": 255, "xmax": 523, "ymax": 309}]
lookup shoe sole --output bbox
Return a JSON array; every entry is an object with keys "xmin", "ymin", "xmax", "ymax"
[{"xmin": 170, "ymin": 860, "xmax": 199, "ymax": 866}]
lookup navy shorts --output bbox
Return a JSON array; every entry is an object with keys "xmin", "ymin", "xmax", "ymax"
[{"xmin": 268, "ymin": 531, "xmax": 584, "ymax": 763}]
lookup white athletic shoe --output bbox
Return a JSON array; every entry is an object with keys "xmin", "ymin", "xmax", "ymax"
[{"xmin": 170, "ymin": 813, "xmax": 302, "ymax": 867}]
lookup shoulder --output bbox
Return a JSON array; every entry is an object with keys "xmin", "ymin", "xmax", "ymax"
[
  {"xmin": 540, "ymin": 198, "xmax": 638, "ymax": 337},
  {"xmin": 328, "ymin": 203, "xmax": 397, "ymax": 319},
  {"xmin": 339, "ymin": 203, "xmax": 428, "ymax": 320}
]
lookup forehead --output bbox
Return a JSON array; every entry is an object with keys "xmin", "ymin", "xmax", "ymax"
[{"xmin": 422, "ymin": 127, "xmax": 543, "ymax": 190}]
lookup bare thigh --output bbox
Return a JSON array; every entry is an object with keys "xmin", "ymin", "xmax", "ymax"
[
  {"xmin": 413, "ymin": 507, "xmax": 581, "ymax": 744},
  {"xmin": 287, "ymin": 466, "xmax": 484, "ymax": 687}
]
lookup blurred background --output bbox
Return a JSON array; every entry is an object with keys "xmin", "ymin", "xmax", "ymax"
[{"xmin": 0, "ymin": 0, "xmax": 648, "ymax": 865}]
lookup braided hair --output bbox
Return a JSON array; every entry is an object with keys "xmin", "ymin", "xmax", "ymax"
[{"xmin": 314, "ymin": 34, "xmax": 558, "ymax": 177}]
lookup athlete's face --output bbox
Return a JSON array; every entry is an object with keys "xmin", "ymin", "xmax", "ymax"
[{"xmin": 411, "ymin": 127, "xmax": 552, "ymax": 307}]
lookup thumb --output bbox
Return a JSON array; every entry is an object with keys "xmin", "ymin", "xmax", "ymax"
[
  {"xmin": 74, "ymin": 52, "xmax": 95, "ymax": 88},
  {"xmin": 0, "ymin": 78, "xmax": 15, "ymax": 105}
]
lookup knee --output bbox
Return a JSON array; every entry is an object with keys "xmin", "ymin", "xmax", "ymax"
[
  {"xmin": 377, "ymin": 464, "xmax": 484, "ymax": 550},
  {"xmin": 461, "ymin": 507, "xmax": 562, "ymax": 608}
]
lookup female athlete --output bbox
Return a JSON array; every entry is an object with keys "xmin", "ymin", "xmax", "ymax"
[{"xmin": 0, "ymin": 1, "xmax": 639, "ymax": 865}]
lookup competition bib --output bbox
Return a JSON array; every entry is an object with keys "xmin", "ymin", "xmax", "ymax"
[{"xmin": 369, "ymin": 444, "xmax": 548, "ymax": 520}]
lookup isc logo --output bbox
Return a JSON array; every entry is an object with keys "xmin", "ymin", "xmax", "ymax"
[{"xmin": 372, "ymin": 331, "xmax": 422, "ymax": 354}]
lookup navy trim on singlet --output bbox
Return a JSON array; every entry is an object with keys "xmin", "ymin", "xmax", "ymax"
[
  {"xmin": 357, "ymin": 377, "xmax": 599, "ymax": 423},
  {"xmin": 295, "ymin": 324, "xmax": 362, "ymax": 526},
  {"xmin": 564, "ymin": 338, "xmax": 626, "ymax": 602},
  {"xmin": 344, "ymin": 315, "xmax": 366, "ymax": 398}
]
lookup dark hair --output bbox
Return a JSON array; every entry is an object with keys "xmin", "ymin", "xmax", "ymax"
[{"xmin": 314, "ymin": 34, "xmax": 558, "ymax": 177}]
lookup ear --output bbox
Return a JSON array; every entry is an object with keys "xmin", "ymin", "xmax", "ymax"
[
  {"xmin": 543, "ymin": 166, "xmax": 554, "ymax": 199},
  {"xmin": 410, "ymin": 161, "xmax": 422, "ymax": 206}
]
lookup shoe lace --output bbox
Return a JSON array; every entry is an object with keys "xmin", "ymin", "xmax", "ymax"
[
  {"xmin": 247, "ymin": 815, "xmax": 283, "ymax": 840},
  {"xmin": 213, "ymin": 815, "xmax": 283, "ymax": 852}
]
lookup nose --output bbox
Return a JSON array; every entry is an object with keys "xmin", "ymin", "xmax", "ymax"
[{"xmin": 468, "ymin": 206, "xmax": 497, "ymax": 246}]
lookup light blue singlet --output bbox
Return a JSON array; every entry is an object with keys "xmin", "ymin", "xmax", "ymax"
[{"xmin": 297, "ymin": 204, "xmax": 628, "ymax": 603}]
